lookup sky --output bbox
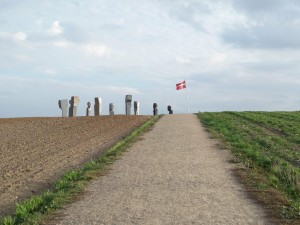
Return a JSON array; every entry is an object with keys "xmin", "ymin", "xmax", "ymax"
[{"xmin": 1, "ymin": 0, "xmax": 300, "ymax": 117}]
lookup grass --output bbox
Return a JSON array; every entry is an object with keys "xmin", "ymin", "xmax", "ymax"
[
  {"xmin": 0, "ymin": 116, "xmax": 160, "ymax": 225},
  {"xmin": 198, "ymin": 111, "xmax": 300, "ymax": 222}
]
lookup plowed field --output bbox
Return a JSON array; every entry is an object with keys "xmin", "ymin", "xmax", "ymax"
[{"xmin": 0, "ymin": 115, "xmax": 150, "ymax": 216}]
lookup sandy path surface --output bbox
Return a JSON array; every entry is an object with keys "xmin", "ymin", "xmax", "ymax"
[{"xmin": 51, "ymin": 114, "xmax": 269, "ymax": 225}]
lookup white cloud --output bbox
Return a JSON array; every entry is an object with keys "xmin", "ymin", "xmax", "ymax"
[
  {"xmin": 13, "ymin": 54, "xmax": 32, "ymax": 62},
  {"xmin": 83, "ymin": 44, "xmax": 111, "ymax": 57},
  {"xmin": 0, "ymin": 32, "xmax": 10, "ymax": 38},
  {"xmin": 0, "ymin": 31, "xmax": 27, "ymax": 42},
  {"xmin": 48, "ymin": 20, "xmax": 63, "ymax": 36},
  {"xmin": 211, "ymin": 53, "xmax": 226, "ymax": 63},
  {"xmin": 35, "ymin": 18, "xmax": 44, "ymax": 27},
  {"xmin": 105, "ymin": 85, "xmax": 140, "ymax": 95},
  {"xmin": 13, "ymin": 32, "xmax": 27, "ymax": 41},
  {"xmin": 43, "ymin": 68, "xmax": 57, "ymax": 76},
  {"xmin": 221, "ymin": 0, "xmax": 300, "ymax": 49},
  {"xmin": 176, "ymin": 57, "xmax": 191, "ymax": 65},
  {"xmin": 52, "ymin": 40, "xmax": 112, "ymax": 58},
  {"xmin": 53, "ymin": 39, "xmax": 71, "ymax": 48},
  {"xmin": 115, "ymin": 18, "xmax": 125, "ymax": 26}
]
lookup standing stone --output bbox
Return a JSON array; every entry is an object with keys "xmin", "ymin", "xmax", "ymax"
[
  {"xmin": 94, "ymin": 97, "xmax": 102, "ymax": 116},
  {"xmin": 69, "ymin": 96, "xmax": 80, "ymax": 117},
  {"xmin": 109, "ymin": 103, "xmax": 114, "ymax": 115},
  {"xmin": 58, "ymin": 99, "xmax": 68, "ymax": 117},
  {"xmin": 134, "ymin": 101, "xmax": 139, "ymax": 115},
  {"xmin": 125, "ymin": 95, "xmax": 132, "ymax": 115},
  {"xmin": 86, "ymin": 102, "xmax": 92, "ymax": 116},
  {"xmin": 153, "ymin": 103, "xmax": 158, "ymax": 116},
  {"xmin": 167, "ymin": 105, "xmax": 173, "ymax": 114}
]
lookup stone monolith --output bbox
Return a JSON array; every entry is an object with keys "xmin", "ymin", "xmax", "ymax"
[
  {"xmin": 134, "ymin": 101, "xmax": 139, "ymax": 115},
  {"xmin": 125, "ymin": 95, "xmax": 132, "ymax": 115},
  {"xmin": 69, "ymin": 96, "xmax": 80, "ymax": 117},
  {"xmin": 153, "ymin": 103, "xmax": 158, "ymax": 116},
  {"xmin": 58, "ymin": 99, "xmax": 68, "ymax": 117},
  {"xmin": 94, "ymin": 97, "xmax": 102, "ymax": 116}
]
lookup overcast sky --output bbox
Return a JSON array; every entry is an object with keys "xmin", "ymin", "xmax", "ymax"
[{"xmin": 1, "ymin": 0, "xmax": 300, "ymax": 117}]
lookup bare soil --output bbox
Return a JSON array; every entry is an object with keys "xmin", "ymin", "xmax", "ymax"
[{"xmin": 0, "ymin": 115, "xmax": 150, "ymax": 216}]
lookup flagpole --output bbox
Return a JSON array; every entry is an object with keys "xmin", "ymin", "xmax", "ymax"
[{"xmin": 186, "ymin": 78, "xmax": 189, "ymax": 114}]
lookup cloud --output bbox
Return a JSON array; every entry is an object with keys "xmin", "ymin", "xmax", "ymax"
[
  {"xmin": 176, "ymin": 57, "xmax": 191, "ymax": 65},
  {"xmin": 83, "ymin": 44, "xmax": 111, "ymax": 57},
  {"xmin": 52, "ymin": 39, "xmax": 112, "ymax": 58},
  {"xmin": 12, "ymin": 54, "xmax": 32, "ymax": 62},
  {"xmin": 104, "ymin": 85, "xmax": 140, "ymax": 95},
  {"xmin": 165, "ymin": 1, "xmax": 211, "ymax": 31},
  {"xmin": 222, "ymin": 20, "xmax": 300, "ymax": 49},
  {"xmin": 231, "ymin": 0, "xmax": 300, "ymax": 16},
  {"xmin": 231, "ymin": 0, "xmax": 285, "ymax": 13},
  {"xmin": 0, "ymin": 31, "xmax": 27, "ymax": 42},
  {"xmin": 53, "ymin": 39, "xmax": 71, "ymax": 48},
  {"xmin": 13, "ymin": 32, "xmax": 27, "ymax": 41},
  {"xmin": 162, "ymin": 0, "xmax": 246, "ymax": 35},
  {"xmin": 48, "ymin": 20, "xmax": 63, "ymax": 36},
  {"xmin": 222, "ymin": 0, "xmax": 300, "ymax": 49},
  {"xmin": 43, "ymin": 68, "xmax": 57, "ymax": 76}
]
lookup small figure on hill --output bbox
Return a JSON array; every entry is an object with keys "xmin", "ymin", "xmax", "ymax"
[
  {"xmin": 86, "ymin": 102, "xmax": 92, "ymax": 116},
  {"xmin": 167, "ymin": 105, "xmax": 173, "ymax": 114},
  {"xmin": 153, "ymin": 103, "xmax": 158, "ymax": 116},
  {"xmin": 109, "ymin": 103, "xmax": 115, "ymax": 115}
]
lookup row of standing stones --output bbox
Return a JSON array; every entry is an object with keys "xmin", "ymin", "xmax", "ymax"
[{"xmin": 58, "ymin": 95, "xmax": 174, "ymax": 117}]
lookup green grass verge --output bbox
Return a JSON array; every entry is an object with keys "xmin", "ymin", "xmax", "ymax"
[
  {"xmin": 0, "ymin": 116, "xmax": 160, "ymax": 225},
  {"xmin": 198, "ymin": 112, "xmax": 300, "ymax": 221}
]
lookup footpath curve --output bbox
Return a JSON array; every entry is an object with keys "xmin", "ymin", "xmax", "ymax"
[{"xmin": 50, "ymin": 114, "xmax": 269, "ymax": 225}]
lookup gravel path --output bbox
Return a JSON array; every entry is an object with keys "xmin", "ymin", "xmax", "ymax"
[{"xmin": 51, "ymin": 114, "xmax": 269, "ymax": 225}]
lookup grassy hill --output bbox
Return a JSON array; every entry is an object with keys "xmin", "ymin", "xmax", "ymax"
[{"xmin": 199, "ymin": 111, "xmax": 300, "ymax": 222}]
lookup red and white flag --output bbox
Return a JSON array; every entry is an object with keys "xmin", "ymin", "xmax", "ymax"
[{"xmin": 176, "ymin": 80, "xmax": 186, "ymax": 90}]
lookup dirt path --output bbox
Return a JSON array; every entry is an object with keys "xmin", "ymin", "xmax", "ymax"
[{"xmin": 50, "ymin": 114, "xmax": 270, "ymax": 225}]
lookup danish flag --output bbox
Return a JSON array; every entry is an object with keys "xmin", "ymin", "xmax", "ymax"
[{"xmin": 176, "ymin": 80, "xmax": 186, "ymax": 90}]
